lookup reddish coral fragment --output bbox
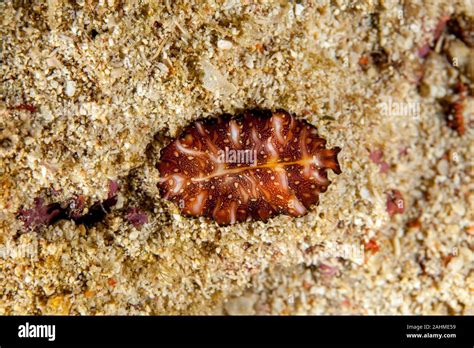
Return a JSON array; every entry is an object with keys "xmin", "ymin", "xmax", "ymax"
[
  {"xmin": 418, "ymin": 15, "xmax": 450, "ymax": 59},
  {"xmin": 358, "ymin": 55, "xmax": 369, "ymax": 66},
  {"xmin": 319, "ymin": 263, "xmax": 338, "ymax": 277},
  {"xmin": 17, "ymin": 198, "xmax": 63, "ymax": 230},
  {"xmin": 108, "ymin": 180, "xmax": 119, "ymax": 198},
  {"xmin": 10, "ymin": 103, "xmax": 37, "ymax": 113},
  {"xmin": 364, "ymin": 239, "xmax": 380, "ymax": 253},
  {"xmin": 341, "ymin": 298, "xmax": 351, "ymax": 307},
  {"xmin": 386, "ymin": 190, "xmax": 405, "ymax": 217},
  {"xmin": 407, "ymin": 218, "xmax": 421, "ymax": 229},
  {"xmin": 369, "ymin": 149, "xmax": 383, "ymax": 163},
  {"xmin": 157, "ymin": 110, "xmax": 341, "ymax": 225},
  {"xmin": 302, "ymin": 281, "xmax": 312, "ymax": 290},
  {"xmin": 454, "ymin": 81, "xmax": 467, "ymax": 97},
  {"xmin": 378, "ymin": 162, "xmax": 389, "ymax": 173},
  {"xmin": 446, "ymin": 101, "xmax": 466, "ymax": 136},
  {"xmin": 398, "ymin": 147, "xmax": 408, "ymax": 157},
  {"xmin": 443, "ymin": 81, "xmax": 467, "ymax": 136},
  {"xmin": 255, "ymin": 43, "xmax": 265, "ymax": 53},
  {"xmin": 17, "ymin": 182, "xmax": 120, "ymax": 230},
  {"xmin": 417, "ymin": 43, "xmax": 431, "ymax": 58},
  {"xmin": 433, "ymin": 15, "xmax": 450, "ymax": 42},
  {"xmin": 126, "ymin": 207, "xmax": 148, "ymax": 227},
  {"xmin": 369, "ymin": 148, "xmax": 389, "ymax": 173}
]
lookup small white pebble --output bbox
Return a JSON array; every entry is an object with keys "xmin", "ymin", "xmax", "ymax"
[
  {"xmin": 65, "ymin": 80, "xmax": 76, "ymax": 97},
  {"xmin": 157, "ymin": 62, "xmax": 169, "ymax": 74},
  {"xmin": 217, "ymin": 39, "xmax": 233, "ymax": 50},
  {"xmin": 451, "ymin": 202, "xmax": 465, "ymax": 216},
  {"xmin": 136, "ymin": 82, "xmax": 144, "ymax": 96},
  {"xmin": 436, "ymin": 159, "xmax": 449, "ymax": 176},
  {"xmin": 360, "ymin": 187, "xmax": 371, "ymax": 200},
  {"xmin": 447, "ymin": 257, "xmax": 464, "ymax": 273},
  {"xmin": 244, "ymin": 55, "xmax": 254, "ymax": 69},
  {"xmin": 295, "ymin": 3, "xmax": 304, "ymax": 16}
]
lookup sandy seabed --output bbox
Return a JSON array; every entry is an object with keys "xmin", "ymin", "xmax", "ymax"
[{"xmin": 0, "ymin": 0, "xmax": 473, "ymax": 315}]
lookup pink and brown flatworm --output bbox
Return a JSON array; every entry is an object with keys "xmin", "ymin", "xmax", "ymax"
[{"xmin": 157, "ymin": 110, "xmax": 341, "ymax": 225}]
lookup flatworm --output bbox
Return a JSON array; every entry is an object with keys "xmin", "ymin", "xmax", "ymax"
[{"xmin": 157, "ymin": 109, "xmax": 341, "ymax": 225}]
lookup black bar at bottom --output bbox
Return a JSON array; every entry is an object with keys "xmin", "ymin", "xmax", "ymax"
[{"xmin": 0, "ymin": 315, "xmax": 472, "ymax": 345}]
